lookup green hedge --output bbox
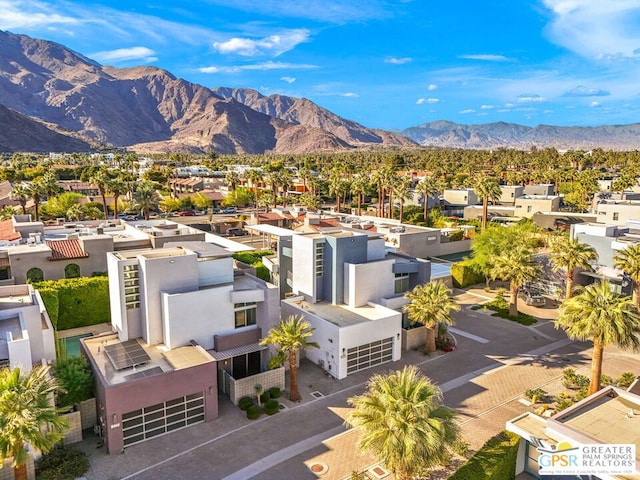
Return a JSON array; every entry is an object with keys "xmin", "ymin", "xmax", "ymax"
[
  {"xmin": 34, "ymin": 277, "xmax": 110, "ymax": 330},
  {"xmin": 449, "ymin": 431, "xmax": 520, "ymax": 480},
  {"xmin": 232, "ymin": 250, "xmax": 274, "ymax": 282},
  {"xmin": 450, "ymin": 260, "xmax": 485, "ymax": 288}
]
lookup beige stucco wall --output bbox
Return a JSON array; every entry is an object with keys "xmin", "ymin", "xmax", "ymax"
[{"xmin": 229, "ymin": 367, "xmax": 285, "ymax": 405}]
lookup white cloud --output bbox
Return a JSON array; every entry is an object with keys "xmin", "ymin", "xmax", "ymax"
[
  {"xmin": 0, "ymin": 0, "xmax": 79, "ymax": 29},
  {"xmin": 480, "ymin": 104, "xmax": 496, "ymax": 109},
  {"xmin": 459, "ymin": 54, "xmax": 511, "ymax": 62},
  {"xmin": 91, "ymin": 46, "xmax": 157, "ymax": 64},
  {"xmin": 341, "ymin": 92, "xmax": 359, "ymax": 97},
  {"xmin": 427, "ymin": 84, "xmax": 438, "ymax": 91},
  {"xmin": 385, "ymin": 57, "xmax": 412, "ymax": 64},
  {"xmin": 281, "ymin": 76, "xmax": 296, "ymax": 83},
  {"xmin": 416, "ymin": 97, "xmax": 440, "ymax": 105},
  {"xmin": 590, "ymin": 101, "xmax": 600, "ymax": 107},
  {"xmin": 517, "ymin": 94, "xmax": 546, "ymax": 103},
  {"xmin": 563, "ymin": 85, "xmax": 610, "ymax": 97},
  {"xmin": 542, "ymin": 0, "xmax": 640, "ymax": 60},
  {"xmin": 213, "ymin": 29, "xmax": 310, "ymax": 57},
  {"xmin": 199, "ymin": 61, "xmax": 318, "ymax": 73},
  {"xmin": 459, "ymin": 109, "xmax": 475, "ymax": 114}
]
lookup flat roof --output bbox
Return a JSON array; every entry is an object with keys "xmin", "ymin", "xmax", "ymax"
[
  {"xmin": 245, "ymin": 224, "xmax": 299, "ymax": 237},
  {"xmin": 286, "ymin": 298, "xmax": 398, "ymax": 328},
  {"xmin": 164, "ymin": 241, "xmax": 231, "ymax": 259},
  {"xmin": 0, "ymin": 293, "xmax": 33, "ymax": 310},
  {"xmin": 554, "ymin": 390, "xmax": 640, "ymax": 457}
]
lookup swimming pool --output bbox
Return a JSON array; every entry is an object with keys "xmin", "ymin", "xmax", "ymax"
[{"xmin": 59, "ymin": 333, "xmax": 93, "ymax": 357}]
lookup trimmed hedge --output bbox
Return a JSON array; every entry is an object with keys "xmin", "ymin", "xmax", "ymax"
[
  {"xmin": 246, "ymin": 405, "xmax": 261, "ymax": 420},
  {"xmin": 232, "ymin": 250, "xmax": 274, "ymax": 282},
  {"xmin": 36, "ymin": 446, "xmax": 89, "ymax": 480},
  {"xmin": 450, "ymin": 261, "xmax": 485, "ymax": 288},
  {"xmin": 268, "ymin": 386, "xmax": 281, "ymax": 399},
  {"xmin": 238, "ymin": 396, "xmax": 254, "ymax": 411},
  {"xmin": 449, "ymin": 431, "xmax": 520, "ymax": 480},
  {"xmin": 264, "ymin": 399, "xmax": 279, "ymax": 415},
  {"xmin": 34, "ymin": 277, "xmax": 110, "ymax": 330}
]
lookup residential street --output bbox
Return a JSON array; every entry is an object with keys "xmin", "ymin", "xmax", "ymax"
[{"xmin": 78, "ymin": 289, "xmax": 640, "ymax": 480}]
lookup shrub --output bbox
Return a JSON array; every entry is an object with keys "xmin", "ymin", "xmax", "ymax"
[
  {"xmin": 264, "ymin": 399, "xmax": 279, "ymax": 415},
  {"xmin": 238, "ymin": 397, "xmax": 254, "ymax": 411},
  {"xmin": 477, "ymin": 297, "xmax": 537, "ymax": 326},
  {"xmin": 268, "ymin": 386, "xmax": 281, "ymax": 399},
  {"xmin": 617, "ymin": 372, "xmax": 637, "ymax": 388},
  {"xmin": 54, "ymin": 356, "xmax": 93, "ymax": 407},
  {"xmin": 268, "ymin": 350, "xmax": 286, "ymax": 370},
  {"xmin": 450, "ymin": 261, "xmax": 485, "ymax": 288},
  {"xmin": 562, "ymin": 368, "xmax": 589, "ymax": 390},
  {"xmin": 449, "ymin": 431, "xmax": 520, "ymax": 480},
  {"xmin": 34, "ymin": 277, "xmax": 110, "ymax": 330},
  {"xmin": 246, "ymin": 405, "xmax": 261, "ymax": 420},
  {"xmin": 259, "ymin": 391, "xmax": 271, "ymax": 403},
  {"xmin": 232, "ymin": 250, "xmax": 274, "ymax": 282},
  {"xmin": 36, "ymin": 446, "xmax": 89, "ymax": 480},
  {"xmin": 524, "ymin": 388, "xmax": 547, "ymax": 403}
]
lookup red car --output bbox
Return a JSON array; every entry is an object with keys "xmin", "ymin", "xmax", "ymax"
[{"xmin": 178, "ymin": 211, "xmax": 195, "ymax": 216}]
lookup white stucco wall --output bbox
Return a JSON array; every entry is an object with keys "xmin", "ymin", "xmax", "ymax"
[
  {"xmin": 162, "ymin": 284, "xmax": 235, "ymax": 350},
  {"xmin": 344, "ymin": 259, "xmax": 395, "ymax": 307},
  {"xmin": 107, "ymin": 253, "xmax": 130, "ymax": 341},
  {"xmin": 292, "ymin": 235, "xmax": 319, "ymax": 301},
  {"xmin": 366, "ymin": 238, "xmax": 386, "ymax": 261},
  {"xmin": 197, "ymin": 257, "xmax": 234, "ymax": 286},
  {"xmin": 8, "ymin": 333, "xmax": 32, "ymax": 372}
]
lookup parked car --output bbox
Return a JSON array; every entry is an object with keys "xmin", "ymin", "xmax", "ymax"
[
  {"xmin": 178, "ymin": 211, "xmax": 195, "ymax": 216},
  {"xmin": 222, "ymin": 207, "xmax": 237, "ymax": 214},
  {"xmin": 519, "ymin": 291, "xmax": 546, "ymax": 307},
  {"xmin": 226, "ymin": 228, "xmax": 247, "ymax": 236},
  {"xmin": 212, "ymin": 208, "xmax": 221, "ymax": 214}
]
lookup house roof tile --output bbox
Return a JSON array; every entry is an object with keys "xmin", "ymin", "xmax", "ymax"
[{"xmin": 46, "ymin": 239, "xmax": 89, "ymax": 261}]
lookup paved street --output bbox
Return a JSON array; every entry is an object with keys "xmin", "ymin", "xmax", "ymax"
[{"xmin": 77, "ymin": 290, "xmax": 640, "ymax": 480}]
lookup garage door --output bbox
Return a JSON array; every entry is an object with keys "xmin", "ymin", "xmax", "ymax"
[
  {"xmin": 122, "ymin": 392, "xmax": 205, "ymax": 447},
  {"xmin": 346, "ymin": 337, "xmax": 393, "ymax": 375}
]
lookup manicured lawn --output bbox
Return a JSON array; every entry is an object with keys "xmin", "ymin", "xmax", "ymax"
[{"xmin": 471, "ymin": 297, "xmax": 537, "ymax": 326}]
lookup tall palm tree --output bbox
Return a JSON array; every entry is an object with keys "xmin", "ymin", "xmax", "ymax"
[
  {"xmin": 614, "ymin": 243, "xmax": 640, "ymax": 308},
  {"xmin": 41, "ymin": 170, "xmax": 60, "ymax": 200},
  {"xmin": 9, "ymin": 183, "xmax": 29, "ymax": 215},
  {"xmin": 416, "ymin": 176, "xmax": 442, "ymax": 224},
  {"xmin": 133, "ymin": 181, "xmax": 160, "ymax": 220},
  {"xmin": 259, "ymin": 315, "xmax": 319, "ymax": 402},
  {"xmin": 26, "ymin": 178, "xmax": 46, "ymax": 222},
  {"xmin": 345, "ymin": 365, "xmax": 459, "ymax": 480},
  {"xmin": 225, "ymin": 171, "xmax": 240, "ymax": 191},
  {"xmin": 404, "ymin": 281, "xmax": 460, "ymax": 353},
  {"xmin": 0, "ymin": 366, "xmax": 68, "ymax": 480},
  {"xmin": 392, "ymin": 176, "xmax": 413, "ymax": 223},
  {"xmin": 350, "ymin": 174, "xmax": 370, "ymax": 216},
  {"xmin": 328, "ymin": 169, "xmax": 348, "ymax": 213},
  {"xmin": 108, "ymin": 176, "xmax": 128, "ymax": 220},
  {"xmin": 474, "ymin": 176, "xmax": 501, "ymax": 231},
  {"xmin": 89, "ymin": 167, "xmax": 111, "ymax": 220},
  {"xmin": 492, "ymin": 247, "xmax": 540, "ymax": 317},
  {"xmin": 0, "ymin": 206, "xmax": 16, "ymax": 221},
  {"xmin": 550, "ymin": 235, "xmax": 598, "ymax": 300},
  {"xmin": 555, "ymin": 281, "xmax": 640, "ymax": 395}
]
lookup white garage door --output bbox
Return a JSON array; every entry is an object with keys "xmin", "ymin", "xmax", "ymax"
[
  {"xmin": 122, "ymin": 392, "xmax": 205, "ymax": 447},
  {"xmin": 346, "ymin": 337, "xmax": 394, "ymax": 375}
]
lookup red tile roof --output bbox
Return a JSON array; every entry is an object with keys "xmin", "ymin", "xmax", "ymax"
[
  {"xmin": 46, "ymin": 239, "xmax": 89, "ymax": 261},
  {"xmin": 0, "ymin": 220, "xmax": 21, "ymax": 242}
]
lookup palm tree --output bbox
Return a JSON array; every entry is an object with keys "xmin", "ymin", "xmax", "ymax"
[
  {"xmin": 66, "ymin": 204, "xmax": 84, "ymax": 221},
  {"xmin": 350, "ymin": 174, "xmax": 370, "ymax": 216},
  {"xmin": 0, "ymin": 206, "xmax": 16, "ymax": 221},
  {"xmin": 108, "ymin": 176, "xmax": 128, "ymax": 220},
  {"xmin": 614, "ymin": 243, "xmax": 640, "ymax": 308},
  {"xmin": 392, "ymin": 176, "xmax": 413, "ymax": 223},
  {"xmin": 404, "ymin": 281, "xmax": 460, "ymax": 353},
  {"xmin": 345, "ymin": 365, "xmax": 459, "ymax": 480},
  {"xmin": 550, "ymin": 235, "xmax": 598, "ymax": 300},
  {"xmin": 328, "ymin": 170, "xmax": 348, "ymax": 213},
  {"xmin": 259, "ymin": 315, "xmax": 319, "ymax": 402},
  {"xmin": 0, "ymin": 366, "xmax": 68, "ymax": 480},
  {"xmin": 41, "ymin": 170, "xmax": 60, "ymax": 199},
  {"xmin": 555, "ymin": 281, "xmax": 640, "ymax": 395},
  {"xmin": 225, "ymin": 171, "xmax": 240, "ymax": 191},
  {"xmin": 492, "ymin": 247, "xmax": 540, "ymax": 317},
  {"xmin": 26, "ymin": 178, "xmax": 46, "ymax": 222},
  {"xmin": 9, "ymin": 183, "xmax": 29, "ymax": 215},
  {"xmin": 89, "ymin": 167, "xmax": 111, "ymax": 220},
  {"xmin": 416, "ymin": 177, "xmax": 442, "ymax": 224},
  {"xmin": 474, "ymin": 176, "xmax": 501, "ymax": 231},
  {"xmin": 133, "ymin": 181, "xmax": 160, "ymax": 220}
]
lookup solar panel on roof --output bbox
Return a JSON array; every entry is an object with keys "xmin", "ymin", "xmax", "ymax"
[{"xmin": 105, "ymin": 339, "xmax": 151, "ymax": 370}]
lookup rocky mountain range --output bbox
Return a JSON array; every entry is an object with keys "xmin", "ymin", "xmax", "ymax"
[
  {"xmin": 401, "ymin": 120, "xmax": 640, "ymax": 150},
  {"xmin": 0, "ymin": 30, "xmax": 413, "ymax": 154}
]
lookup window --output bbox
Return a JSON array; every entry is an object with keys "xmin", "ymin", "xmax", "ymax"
[
  {"xmin": 26, "ymin": 267, "xmax": 44, "ymax": 283},
  {"xmin": 315, "ymin": 242, "xmax": 324, "ymax": 277},
  {"xmin": 231, "ymin": 351, "xmax": 261, "ymax": 379},
  {"xmin": 526, "ymin": 205, "xmax": 532, "ymax": 214},
  {"xmin": 394, "ymin": 273, "xmax": 410, "ymax": 294},
  {"xmin": 234, "ymin": 302, "xmax": 257, "ymax": 328},
  {"xmin": 123, "ymin": 264, "xmax": 140, "ymax": 309},
  {"xmin": 64, "ymin": 263, "xmax": 80, "ymax": 278},
  {"xmin": 613, "ymin": 212, "xmax": 619, "ymax": 221}
]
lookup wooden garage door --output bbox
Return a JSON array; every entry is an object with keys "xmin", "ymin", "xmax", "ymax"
[
  {"xmin": 346, "ymin": 337, "xmax": 393, "ymax": 375},
  {"xmin": 122, "ymin": 392, "xmax": 205, "ymax": 447}
]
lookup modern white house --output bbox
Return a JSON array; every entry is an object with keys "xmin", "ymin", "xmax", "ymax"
[
  {"xmin": 0, "ymin": 284, "xmax": 55, "ymax": 372},
  {"xmin": 507, "ymin": 386, "xmax": 640, "ymax": 478},
  {"xmin": 83, "ymin": 241, "xmax": 281, "ymax": 453},
  {"xmin": 280, "ymin": 229, "xmax": 430, "ymax": 379}
]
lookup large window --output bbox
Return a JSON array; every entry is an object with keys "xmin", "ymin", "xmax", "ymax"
[
  {"xmin": 64, "ymin": 263, "xmax": 80, "ymax": 278},
  {"xmin": 315, "ymin": 242, "xmax": 324, "ymax": 277},
  {"xmin": 123, "ymin": 264, "xmax": 140, "ymax": 309},
  {"xmin": 394, "ymin": 273, "xmax": 410, "ymax": 294},
  {"xmin": 26, "ymin": 267, "xmax": 44, "ymax": 283},
  {"xmin": 234, "ymin": 302, "xmax": 257, "ymax": 328},
  {"xmin": 231, "ymin": 351, "xmax": 261, "ymax": 379}
]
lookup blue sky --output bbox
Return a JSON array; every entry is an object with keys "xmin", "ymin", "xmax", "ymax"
[{"xmin": 2, "ymin": 0, "xmax": 640, "ymax": 130}]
